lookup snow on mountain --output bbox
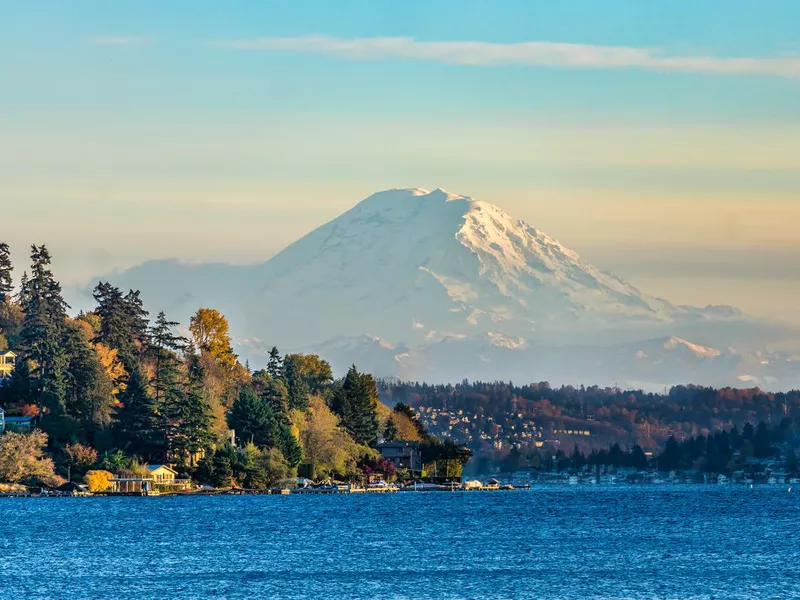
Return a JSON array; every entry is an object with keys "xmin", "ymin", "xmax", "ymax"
[
  {"xmin": 74, "ymin": 187, "xmax": 799, "ymax": 388},
  {"xmin": 241, "ymin": 187, "xmax": 700, "ymax": 347}
]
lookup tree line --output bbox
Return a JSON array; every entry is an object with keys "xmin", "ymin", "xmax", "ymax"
[{"xmin": 0, "ymin": 243, "xmax": 468, "ymax": 489}]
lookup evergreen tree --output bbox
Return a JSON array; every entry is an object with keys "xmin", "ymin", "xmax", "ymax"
[
  {"xmin": 171, "ymin": 346, "xmax": 215, "ymax": 466},
  {"xmin": 262, "ymin": 378, "xmax": 289, "ymax": 414},
  {"xmin": 19, "ymin": 245, "xmax": 70, "ymax": 413},
  {"xmin": 93, "ymin": 282, "xmax": 150, "ymax": 369},
  {"xmin": 227, "ymin": 385, "xmax": 300, "ymax": 466},
  {"xmin": 149, "ymin": 311, "xmax": 187, "ymax": 460},
  {"xmin": 283, "ymin": 354, "xmax": 309, "ymax": 411},
  {"xmin": 278, "ymin": 423, "xmax": 302, "ymax": 468},
  {"xmin": 0, "ymin": 242, "xmax": 12, "ymax": 303},
  {"xmin": 228, "ymin": 386, "xmax": 277, "ymax": 448},
  {"xmin": 383, "ymin": 417, "xmax": 398, "ymax": 441},
  {"xmin": 267, "ymin": 346, "xmax": 284, "ymax": 381},
  {"xmin": 16, "ymin": 271, "xmax": 29, "ymax": 306},
  {"xmin": 332, "ymin": 365, "xmax": 380, "ymax": 446},
  {"xmin": 0, "ymin": 356, "xmax": 34, "ymax": 407},
  {"xmin": 630, "ymin": 445, "xmax": 649, "ymax": 470},
  {"xmin": 658, "ymin": 436, "xmax": 682, "ymax": 472},
  {"xmin": 62, "ymin": 319, "xmax": 115, "ymax": 427},
  {"xmin": 114, "ymin": 365, "xmax": 162, "ymax": 460}
]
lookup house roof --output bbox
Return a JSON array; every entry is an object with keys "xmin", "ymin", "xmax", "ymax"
[
  {"xmin": 1, "ymin": 351, "xmax": 16, "ymax": 358},
  {"xmin": 376, "ymin": 440, "xmax": 420, "ymax": 449},
  {"xmin": 147, "ymin": 464, "xmax": 178, "ymax": 474}
]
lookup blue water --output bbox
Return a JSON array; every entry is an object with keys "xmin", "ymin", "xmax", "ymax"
[{"xmin": 1, "ymin": 486, "xmax": 798, "ymax": 599}]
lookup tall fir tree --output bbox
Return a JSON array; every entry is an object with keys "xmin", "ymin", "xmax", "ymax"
[
  {"xmin": 332, "ymin": 365, "xmax": 380, "ymax": 446},
  {"xmin": 228, "ymin": 386, "xmax": 276, "ymax": 447},
  {"xmin": 171, "ymin": 345, "xmax": 215, "ymax": 466},
  {"xmin": 383, "ymin": 417, "xmax": 398, "ymax": 442},
  {"xmin": 114, "ymin": 365, "xmax": 162, "ymax": 461},
  {"xmin": 19, "ymin": 245, "xmax": 70, "ymax": 413},
  {"xmin": 92, "ymin": 282, "xmax": 150, "ymax": 369},
  {"xmin": 267, "ymin": 346, "xmax": 284, "ymax": 380},
  {"xmin": 62, "ymin": 319, "xmax": 115, "ymax": 427},
  {"xmin": 283, "ymin": 355, "xmax": 309, "ymax": 411},
  {"xmin": 0, "ymin": 242, "xmax": 13, "ymax": 303},
  {"xmin": 149, "ymin": 311, "xmax": 187, "ymax": 461}
]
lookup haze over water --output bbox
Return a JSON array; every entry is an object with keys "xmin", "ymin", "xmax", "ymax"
[{"xmin": 2, "ymin": 487, "xmax": 798, "ymax": 599}]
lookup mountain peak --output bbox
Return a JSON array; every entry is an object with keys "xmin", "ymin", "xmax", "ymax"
[{"xmin": 359, "ymin": 187, "xmax": 471, "ymax": 207}]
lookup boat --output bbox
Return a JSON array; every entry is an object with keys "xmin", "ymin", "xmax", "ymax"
[
  {"xmin": 568, "ymin": 476, "xmax": 579, "ymax": 486},
  {"xmin": 400, "ymin": 481, "xmax": 442, "ymax": 492}
]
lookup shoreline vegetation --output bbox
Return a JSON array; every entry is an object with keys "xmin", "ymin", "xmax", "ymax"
[
  {"xmin": 0, "ymin": 243, "xmax": 471, "ymax": 496},
  {"xmin": 0, "ymin": 243, "xmax": 798, "ymax": 497}
]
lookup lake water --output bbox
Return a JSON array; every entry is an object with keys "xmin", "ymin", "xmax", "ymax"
[{"xmin": 1, "ymin": 486, "xmax": 798, "ymax": 599}]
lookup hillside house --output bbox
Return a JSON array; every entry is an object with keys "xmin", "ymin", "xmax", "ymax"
[{"xmin": 376, "ymin": 441, "xmax": 422, "ymax": 473}]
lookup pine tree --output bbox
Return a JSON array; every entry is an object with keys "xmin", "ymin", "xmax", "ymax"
[
  {"xmin": 383, "ymin": 417, "xmax": 398, "ymax": 441},
  {"xmin": 19, "ymin": 245, "xmax": 70, "ymax": 413},
  {"xmin": 93, "ymin": 282, "xmax": 150, "ymax": 369},
  {"xmin": 283, "ymin": 354, "xmax": 309, "ymax": 411},
  {"xmin": 0, "ymin": 356, "xmax": 34, "ymax": 407},
  {"xmin": 278, "ymin": 423, "xmax": 302, "ymax": 468},
  {"xmin": 0, "ymin": 242, "xmax": 13, "ymax": 303},
  {"xmin": 115, "ymin": 365, "xmax": 162, "ymax": 460},
  {"xmin": 171, "ymin": 347, "xmax": 215, "ymax": 466},
  {"xmin": 62, "ymin": 319, "xmax": 115, "ymax": 427},
  {"xmin": 267, "ymin": 346, "xmax": 284, "ymax": 380},
  {"xmin": 332, "ymin": 365, "xmax": 380, "ymax": 446},
  {"xmin": 228, "ymin": 386, "xmax": 276, "ymax": 448},
  {"xmin": 149, "ymin": 311, "xmax": 187, "ymax": 461}
]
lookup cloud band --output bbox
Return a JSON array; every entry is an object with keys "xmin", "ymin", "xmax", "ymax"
[{"xmin": 212, "ymin": 36, "xmax": 800, "ymax": 78}]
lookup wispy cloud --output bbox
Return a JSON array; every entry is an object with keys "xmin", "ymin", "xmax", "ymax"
[
  {"xmin": 86, "ymin": 35, "xmax": 148, "ymax": 46},
  {"xmin": 212, "ymin": 36, "xmax": 800, "ymax": 78}
]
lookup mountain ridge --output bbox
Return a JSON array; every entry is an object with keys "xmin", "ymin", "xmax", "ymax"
[{"xmin": 69, "ymin": 187, "xmax": 798, "ymax": 389}]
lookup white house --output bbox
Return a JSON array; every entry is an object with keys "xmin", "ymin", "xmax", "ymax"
[{"xmin": 0, "ymin": 406, "xmax": 5, "ymax": 433}]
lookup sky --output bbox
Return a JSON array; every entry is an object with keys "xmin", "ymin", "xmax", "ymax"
[{"xmin": 2, "ymin": 1, "xmax": 799, "ymax": 323}]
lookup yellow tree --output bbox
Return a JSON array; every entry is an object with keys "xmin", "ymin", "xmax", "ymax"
[
  {"xmin": 291, "ymin": 396, "xmax": 372, "ymax": 480},
  {"xmin": 189, "ymin": 308, "xmax": 237, "ymax": 369}
]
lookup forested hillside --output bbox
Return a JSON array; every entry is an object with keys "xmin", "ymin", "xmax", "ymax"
[{"xmin": 0, "ymin": 243, "xmax": 466, "ymax": 488}]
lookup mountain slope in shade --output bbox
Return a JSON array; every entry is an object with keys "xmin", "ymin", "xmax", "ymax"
[{"xmin": 73, "ymin": 187, "xmax": 797, "ymax": 388}]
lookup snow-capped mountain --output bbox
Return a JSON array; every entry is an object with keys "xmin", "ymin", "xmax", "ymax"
[
  {"xmin": 73, "ymin": 187, "xmax": 799, "ymax": 389},
  {"xmin": 241, "ymin": 187, "xmax": 737, "ymax": 347}
]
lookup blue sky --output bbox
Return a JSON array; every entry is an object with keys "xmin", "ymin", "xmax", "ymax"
[{"xmin": 2, "ymin": 1, "xmax": 800, "ymax": 321}]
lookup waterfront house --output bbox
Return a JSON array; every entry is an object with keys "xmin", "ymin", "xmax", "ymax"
[
  {"xmin": 147, "ymin": 464, "xmax": 192, "ymax": 492},
  {"xmin": 0, "ymin": 406, "xmax": 4, "ymax": 433},
  {"xmin": 147, "ymin": 464, "xmax": 178, "ymax": 483},
  {"xmin": 376, "ymin": 440, "xmax": 422, "ymax": 472},
  {"xmin": 0, "ymin": 351, "xmax": 16, "ymax": 379}
]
